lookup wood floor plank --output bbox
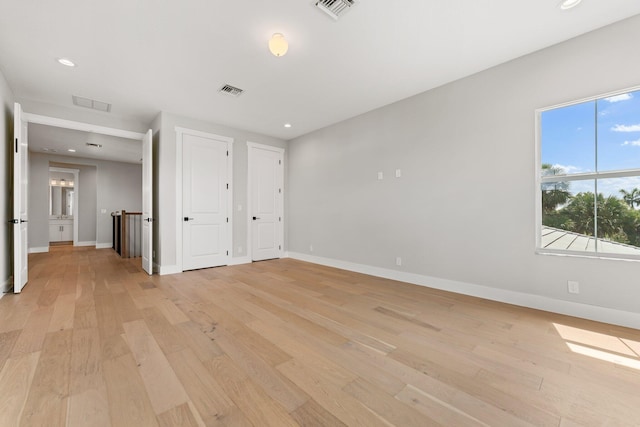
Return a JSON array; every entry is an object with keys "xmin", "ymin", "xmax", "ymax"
[
  {"xmin": 343, "ymin": 377, "xmax": 439, "ymax": 426},
  {"xmin": 20, "ymin": 330, "xmax": 73, "ymax": 427},
  {"xmin": 166, "ymin": 348, "xmax": 237, "ymax": 425},
  {"xmin": 277, "ymin": 358, "xmax": 390, "ymax": 427},
  {"xmin": 10, "ymin": 306, "xmax": 54, "ymax": 356},
  {"xmin": 0, "ymin": 352, "xmax": 40, "ymax": 427},
  {"xmin": 67, "ymin": 327, "xmax": 111, "ymax": 426},
  {"xmin": 290, "ymin": 399, "xmax": 347, "ymax": 427},
  {"xmin": 206, "ymin": 355, "xmax": 299, "ymax": 427},
  {"xmin": 122, "ymin": 319, "xmax": 190, "ymax": 415},
  {"xmin": 0, "ymin": 329, "xmax": 22, "ymax": 370},
  {"xmin": 48, "ymin": 292, "xmax": 76, "ymax": 332},
  {"xmin": 103, "ymin": 352, "xmax": 159, "ymax": 427},
  {"xmin": 157, "ymin": 402, "xmax": 202, "ymax": 427}
]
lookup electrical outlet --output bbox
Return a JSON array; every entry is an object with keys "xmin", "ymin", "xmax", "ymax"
[
  {"xmin": 377, "ymin": 172, "xmax": 384, "ymax": 180},
  {"xmin": 395, "ymin": 169, "xmax": 402, "ymax": 178},
  {"xmin": 396, "ymin": 257, "xmax": 402, "ymax": 266},
  {"xmin": 309, "ymin": 245, "xmax": 314, "ymax": 252},
  {"xmin": 567, "ymin": 281, "xmax": 580, "ymax": 294}
]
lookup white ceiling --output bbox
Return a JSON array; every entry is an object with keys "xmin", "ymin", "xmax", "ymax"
[
  {"xmin": 1, "ymin": 1, "xmax": 640, "ymax": 140},
  {"xmin": 29, "ymin": 123, "xmax": 142, "ymax": 164}
]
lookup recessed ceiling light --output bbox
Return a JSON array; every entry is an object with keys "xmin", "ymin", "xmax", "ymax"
[
  {"xmin": 57, "ymin": 58, "xmax": 76, "ymax": 67},
  {"xmin": 559, "ymin": 0, "xmax": 582, "ymax": 10},
  {"xmin": 284, "ymin": 123, "xmax": 292, "ymax": 128},
  {"xmin": 67, "ymin": 149, "xmax": 76, "ymax": 152}
]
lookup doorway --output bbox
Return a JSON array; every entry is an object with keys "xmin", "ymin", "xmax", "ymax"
[
  {"xmin": 177, "ymin": 128, "xmax": 233, "ymax": 271},
  {"xmin": 247, "ymin": 142, "xmax": 284, "ymax": 261},
  {"xmin": 48, "ymin": 167, "xmax": 79, "ymax": 247}
]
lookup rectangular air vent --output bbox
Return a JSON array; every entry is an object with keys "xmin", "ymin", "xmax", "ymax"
[
  {"xmin": 315, "ymin": 0, "xmax": 357, "ymax": 20},
  {"xmin": 72, "ymin": 95, "xmax": 112, "ymax": 112},
  {"xmin": 86, "ymin": 142, "xmax": 103, "ymax": 148},
  {"xmin": 218, "ymin": 84, "xmax": 244, "ymax": 97}
]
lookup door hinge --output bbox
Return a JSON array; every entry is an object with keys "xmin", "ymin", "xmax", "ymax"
[
  {"xmin": 226, "ymin": 217, "xmax": 229, "ymax": 223},
  {"xmin": 278, "ymin": 159, "xmax": 281, "ymax": 165},
  {"xmin": 279, "ymin": 217, "xmax": 281, "ymax": 222},
  {"xmin": 226, "ymin": 150, "xmax": 229, "ymax": 156},
  {"xmin": 279, "ymin": 188, "xmax": 282, "ymax": 194},
  {"xmin": 279, "ymin": 245, "xmax": 281, "ymax": 250},
  {"xmin": 15, "ymin": 138, "xmax": 18, "ymax": 153},
  {"xmin": 226, "ymin": 250, "xmax": 229, "ymax": 256},
  {"xmin": 226, "ymin": 183, "xmax": 229, "ymax": 189}
]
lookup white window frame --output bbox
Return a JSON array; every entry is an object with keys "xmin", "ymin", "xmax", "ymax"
[{"xmin": 535, "ymin": 85, "xmax": 640, "ymax": 261}]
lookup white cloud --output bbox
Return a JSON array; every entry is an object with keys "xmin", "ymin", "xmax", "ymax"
[
  {"xmin": 622, "ymin": 139, "xmax": 640, "ymax": 147},
  {"xmin": 611, "ymin": 124, "xmax": 640, "ymax": 132},
  {"xmin": 605, "ymin": 93, "xmax": 633, "ymax": 103},
  {"xmin": 552, "ymin": 163, "xmax": 584, "ymax": 174}
]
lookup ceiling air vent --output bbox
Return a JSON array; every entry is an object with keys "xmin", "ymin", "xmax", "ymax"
[
  {"xmin": 72, "ymin": 95, "xmax": 112, "ymax": 112},
  {"xmin": 315, "ymin": 0, "xmax": 357, "ymax": 20},
  {"xmin": 218, "ymin": 84, "xmax": 244, "ymax": 97}
]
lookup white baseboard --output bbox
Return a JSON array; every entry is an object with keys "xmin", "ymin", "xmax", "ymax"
[
  {"xmin": 228, "ymin": 256, "xmax": 251, "ymax": 266},
  {"xmin": 28, "ymin": 247, "xmax": 49, "ymax": 254},
  {"xmin": 76, "ymin": 241, "xmax": 96, "ymax": 247},
  {"xmin": 159, "ymin": 265, "xmax": 181, "ymax": 275},
  {"xmin": 95, "ymin": 243, "xmax": 112, "ymax": 249},
  {"xmin": 287, "ymin": 252, "xmax": 640, "ymax": 330},
  {"xmin": 1, "ymin": 277, "xmax": 11, "ymax": 295}
]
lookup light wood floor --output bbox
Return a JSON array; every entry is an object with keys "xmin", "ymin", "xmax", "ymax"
[{"xmin": 1, "ymin": 247, "xmax": 639, "ymax": 426}]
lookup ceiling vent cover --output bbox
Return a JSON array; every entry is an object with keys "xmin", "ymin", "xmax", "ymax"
[
  {"xmin": 218, "ymin": 84, "xmax": 244, "ymax": 97},
  {"xmin": 72, "ymin": 95, "xmax": 112, "ymax": 112},
  {"xmin": 315, "ymin": 0, "xmax": 357, "ymax": 20}
]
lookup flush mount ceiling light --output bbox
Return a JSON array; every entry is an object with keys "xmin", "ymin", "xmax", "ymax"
[
  {"xmin": 284, "ymin": 123, "xmax": 292, "ymax": 128},
  {"xmin": 559, "ymin": 0, "xmax": 582, "ymax": 10},
  {"xmin": 67, "ymin": 149, "xmax": 76, "ymax": 152},
  {"xmin": 57, "ymin": 58, "xmax": 76, "ymax": 67},
  {"xmin": 269, "ymin": 33, "xmax": 288, "ymax": 57}
]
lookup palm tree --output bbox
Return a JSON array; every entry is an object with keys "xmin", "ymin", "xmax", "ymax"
[
  {"xmin": 619, "ymin": 188, "xmax": 640, "ymax": 209},
  {"xmin": 541, "ymin": 164, "xmax": 570, "ymax": 214}
]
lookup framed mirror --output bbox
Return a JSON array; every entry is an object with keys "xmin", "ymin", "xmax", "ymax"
[{"xmin": 49, "ymin": 173, "xmax": 75, "ymax": 218}]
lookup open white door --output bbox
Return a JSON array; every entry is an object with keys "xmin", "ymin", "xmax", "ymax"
[
  {"xmin": 12, "ymin": 103, "xmax": 28, "ymax": 292},
  {"xmin": 141, "ymin": 129, "xmax": 153, "ymax": 275}
]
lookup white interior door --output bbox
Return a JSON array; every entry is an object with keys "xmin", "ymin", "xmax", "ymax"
[
  {"xmin": 182, "ymin": 133, "xmax": 229, "ymax": 270},
  {"xmin": 141, "ymin": 129, "xmax": 153, "ymax": 275},
  {"xmin": 249, "ymin": 143, "xmax": 283, "ymax": 261},
  {"xmin": 12, "ymin": 103, "xmax": 28, "ymax": 292}
]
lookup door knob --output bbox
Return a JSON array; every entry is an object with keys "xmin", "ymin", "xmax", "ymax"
[
  {"xmin": 252, "ymin": 216, "xmax": 261, "ymax": 220},
  {"xmin": 183, "ymin": 217, "xmax": 195, "ymax": 222}
]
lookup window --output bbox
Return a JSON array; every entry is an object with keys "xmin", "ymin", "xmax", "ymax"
[{"xmin": 537, "ymin": 88, "xmax": 640, "ymax": 259}]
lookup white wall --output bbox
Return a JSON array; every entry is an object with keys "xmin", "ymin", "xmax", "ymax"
[
  {"xmin": 28, "ymin": 152, "xmax": 140, "ymax": 249},
  {"xmin": 0, "ymin": 68, "xmax": 14, "ymax": 291},
  {"xmin": 288, "ymin": 15, "xmax": 640, "ymax": 324},
  {"xmin": 155, "ymin": 112, "xmax": 287, "ymax": 273}
]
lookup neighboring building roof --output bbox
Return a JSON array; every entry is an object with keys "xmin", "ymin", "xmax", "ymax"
[{"xmin": 541, "ymin": 226, "xmax": 640, "ymax": 255}]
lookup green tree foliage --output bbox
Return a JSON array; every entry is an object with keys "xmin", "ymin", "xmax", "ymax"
[
  {"xmin": 540, "ymin": 166, "xmax": 640, "ymax": 247},
  {"xmin": 619, "ymin": 188, "xmax": 640, "ymax": 209},
  {"xmin": 541, "ymin": 164, "xmax": 570, "ymax": 214}
]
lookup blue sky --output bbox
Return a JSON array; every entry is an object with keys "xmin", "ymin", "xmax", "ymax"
[{"xmin": 541, "ymin": 89, "xmax": 640, "ymax": 197}]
